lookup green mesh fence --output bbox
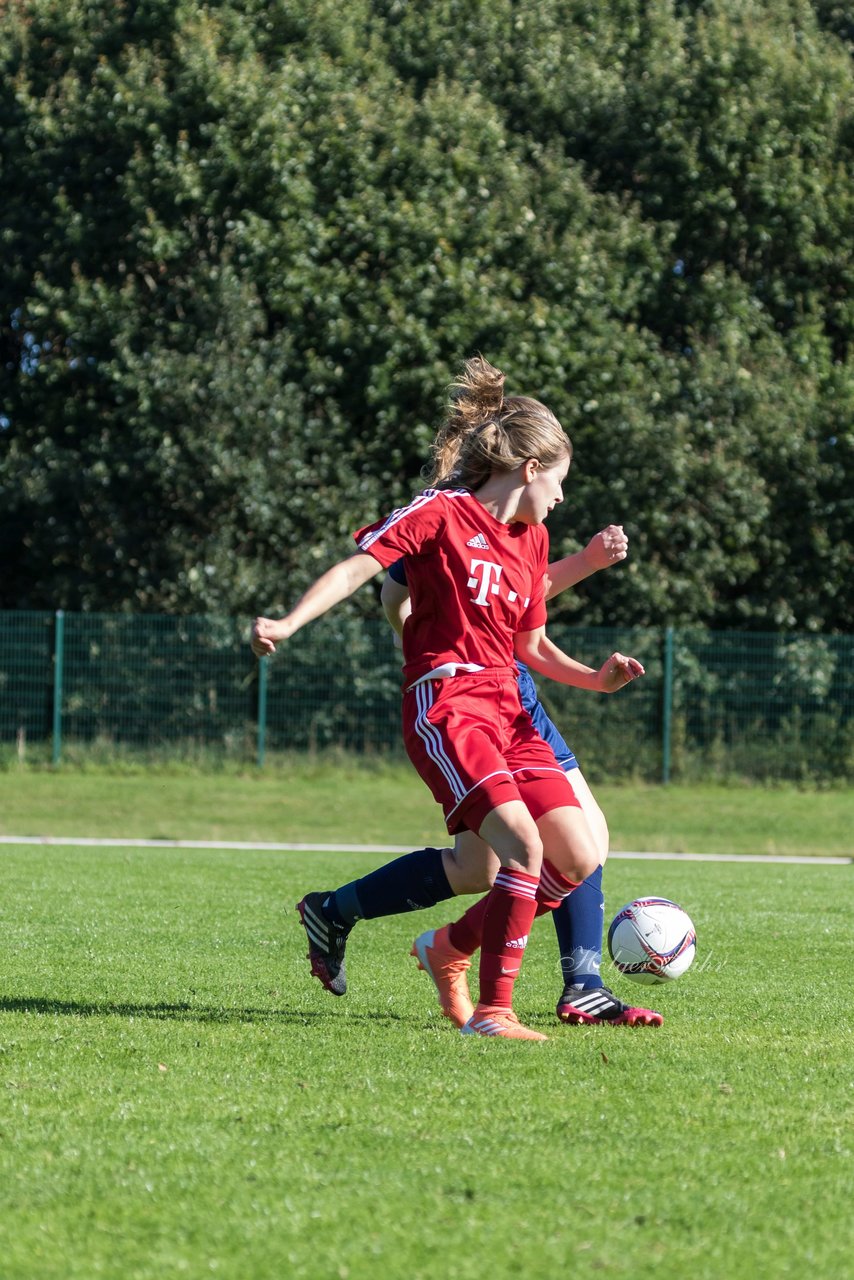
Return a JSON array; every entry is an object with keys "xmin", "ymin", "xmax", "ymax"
[
  {"xmin": 1, "ymin": 611, "xmax": 852, "ymax": 782},
  {"xmin": 0, "ymin": 611, "xmax": 55, "ymax": 756}
]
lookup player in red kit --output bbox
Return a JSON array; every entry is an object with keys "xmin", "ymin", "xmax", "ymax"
[
  {"xmin": 382, "ymin": 546, "xmax": 662, "ymax": 1030},
  {"xmin": 252, "ymin": 355, "xmax": 644, "ymax": 1040}
]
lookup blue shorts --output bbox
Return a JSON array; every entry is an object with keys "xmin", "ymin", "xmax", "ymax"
[{"xmin": 515, "ymin": 662, "xmax": 579, "ymax": 773}]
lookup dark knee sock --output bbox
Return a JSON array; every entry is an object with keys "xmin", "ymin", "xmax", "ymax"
[
  {"xmin": 322, "ymin": 847, "xmax": 453, "ymax": 928},
  {"xmin": 552, "ymin": 864, "xmax": 605, "ymax": 989}
]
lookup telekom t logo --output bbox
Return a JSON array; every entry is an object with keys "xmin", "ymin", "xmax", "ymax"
[{"xmin": 467, "ymin": 559, "xmax": 503, "ymax": 606}]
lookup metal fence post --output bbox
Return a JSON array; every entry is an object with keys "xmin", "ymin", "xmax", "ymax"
[
  {"xmin": 662, "ymin": 625, "xmax": 674, "ymax": 784},
  {"xmin": 52, "ymin": 609, "xmax": 65, "ymax": 766},
  {"xmin": 256, "ymin": 655, "xmax": 268, "ymax": 768}
]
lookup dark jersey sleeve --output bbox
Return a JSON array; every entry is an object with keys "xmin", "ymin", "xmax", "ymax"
[{"xmin": 387, "ymin": 559, "xmax": 408, "ymax": 586}]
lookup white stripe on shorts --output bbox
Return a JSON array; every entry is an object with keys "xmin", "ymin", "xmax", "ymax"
[{"xmin": 414, "ymin": 679, "xmax": 467, "ymax": 802}]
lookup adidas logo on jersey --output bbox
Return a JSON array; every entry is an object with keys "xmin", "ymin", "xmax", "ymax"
[
  {"xmin": 505, "ymin": 935, "xmax": 529, "ymax": 949},
  {"xmin": 466, "ymin": 533, "xmax": 490, "ymax": 550}
]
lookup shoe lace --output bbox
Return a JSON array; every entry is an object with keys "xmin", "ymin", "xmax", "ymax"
[{"xmin": 442, "ymin": 954, "xmax": 471, "ymax": 979}]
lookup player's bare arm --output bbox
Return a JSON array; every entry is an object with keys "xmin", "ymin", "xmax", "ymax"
[
  {"xmin": 514, "ymin": 626, "xmax": 644, "ymax": 693},
  {"xmin": 252, "ymin": 552, "xmax": 384, "ymax": 656},
  {"xmin": 544, "ymin": 524, "xmax": 628, "ymax": 600}
]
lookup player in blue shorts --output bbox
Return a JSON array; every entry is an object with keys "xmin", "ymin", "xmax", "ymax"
[{"xmin": 380, "ymin": 532, "xmax": 661, "ymax": 1027}]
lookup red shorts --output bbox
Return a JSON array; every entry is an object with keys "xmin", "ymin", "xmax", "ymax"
[{"xmin": 402, "ymin": 668, "xmax": 580, "ymax": 835}]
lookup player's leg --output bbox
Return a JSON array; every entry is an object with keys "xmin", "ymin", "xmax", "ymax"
[
  {"xmin": 551, "ymin": 768, "xmax": 608, "ymax": 993},
  {"xmin": 418, "ymin": 763, "xmax": 586, "ymax": 1038},
  {"xmin": 412, "ymin": 784, "xmax": 607, "ymax": 1021},
  {"xmin": 410, "ymin": 830, "xmax": 497, "ymax": 1026},
  {"xmin": 457, "ymin": 799, "xmax": 547, "ymax": 1040},
  {"xmin": 550, "ymin": 769, "xmax": 662, "ymax": 1027},
  {"xmin": 296, "ymin": 843, "xmax": 456, "ymax": 996},
  {"xmin": 420, "ymin": 798, "xmax": 593, "ymax": 1037},
  {"xmin": 297, "ymin": 827, "xmax": 499, "ymax": 997},
  {"xmin": 299, "ymin": 672, "xmax": 541, "ymax": 1029},
  {"xmin": 499, "ymin": 671, "xmax": 662, "ymax": 1027},
  {"xmin": 517, "ymin": 688, "xmax": 626, "ymax": 1008},
  {"xmin": 403, "ymin": 672, "xmax": 548, "ymax": 1038},
  {"xmin": 443, "ymin": 831, "xmax": 500, "ymax": 893},
  {"xmin": 296, "ymin": 834, "xmax": 495, "ymax": 998}
]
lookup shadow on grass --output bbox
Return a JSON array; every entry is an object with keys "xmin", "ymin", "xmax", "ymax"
[{"xmin": 0, "ymin": 996, "xmax": 407, "ymax": 1026}]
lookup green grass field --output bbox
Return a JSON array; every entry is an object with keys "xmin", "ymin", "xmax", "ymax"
[
  {"xmin": 1, "ymin": 771, "xmax": 853, "ymax": 1279},
  {"xmin": 1, "ymin": 763, "xmax": 852, "ymax": 855}
]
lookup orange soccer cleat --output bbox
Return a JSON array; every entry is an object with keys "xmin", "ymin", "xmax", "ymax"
[
  {"xmin": 460, "ymin": 1006, "xmax": 548, "ymax": 1041},
  {"xmin": 411, "ymin": 925, "xmax": 475, "ymax": 1028}
]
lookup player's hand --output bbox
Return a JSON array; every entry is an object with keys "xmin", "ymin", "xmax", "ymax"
[
  {"xmin": 584, "ymin": 525, "xmax": 628, "ymax": 572},
  {"xmin": 597, "ymin": 652, "xmax": 645, "ymax": 692},
  {"xmin": 251, "ymin": 616, "xmax": 285, "ymax": 658}
]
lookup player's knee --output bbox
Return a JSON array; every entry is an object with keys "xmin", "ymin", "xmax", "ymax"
[
  {"xmin": 569, "ymin": 842, "xmax": 600, "ymax": 882},
  {"xmin": 551, "ymin": 834, "xmax": 599, "ymax": 883},
  {"xmin": 442, "ymin": 843, "xmax": 494, "ymax": 895},
  {"xmin": 478, "ymin": 806, "xmax": 542, "ymax": 875},
  {"xmin": 448, "ymin": 862, "xmax": 491, "ymax": 894},
  {"xmin": 506, "ymin": 831, "xmax": 543, "ymax": 877}
]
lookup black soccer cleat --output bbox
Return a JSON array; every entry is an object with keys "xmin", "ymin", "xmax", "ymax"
[
  {"xmin": 296, "ymin": 892, "xmax": 350, "ymax": 996},
  {"xmin": 556, "ymin": 984, "xmax": 663, "ymax": 1027}
]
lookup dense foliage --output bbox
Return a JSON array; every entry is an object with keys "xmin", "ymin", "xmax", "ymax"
[{"xmin": 1, "ymin": 0, "xmax": 851, "ymax": 629}]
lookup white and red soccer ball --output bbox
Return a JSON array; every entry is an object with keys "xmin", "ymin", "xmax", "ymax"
[{"xmin": 607, "ymin": 897, "xmax": 696, "ymax": 984}]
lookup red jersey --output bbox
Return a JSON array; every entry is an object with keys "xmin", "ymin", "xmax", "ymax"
[{"xmin": 354, "ymin": 488, "xmax": 549, "ymax": 685}]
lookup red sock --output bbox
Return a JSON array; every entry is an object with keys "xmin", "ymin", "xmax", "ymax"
[
  {"xmin": 447, "ymin": 895, "xmax": 491, "ymax": 955},
  {"xmin": 536, "ymin": 859, "xmax": 581, "ymax": 912},
  {"xmin": 447, "ymin": 860, "xmax": 577, "ymax": 952},
  {"xmin": 477, "ymin": 867, "xmax": 539, "ymax": 1010}
]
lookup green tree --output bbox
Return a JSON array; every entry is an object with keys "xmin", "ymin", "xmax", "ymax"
[{"xmin": 1, "ymin": 0, "xmax": 851, "ymax": 632}]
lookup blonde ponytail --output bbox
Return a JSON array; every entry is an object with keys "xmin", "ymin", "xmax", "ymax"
[{"xmin": 425, "ymin": 355, "xmax": 571, "ymax": 490}]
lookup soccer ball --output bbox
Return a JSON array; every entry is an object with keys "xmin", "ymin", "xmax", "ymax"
[{"xmin": 607, "ymin": 898, "xmax": 696, "ymax": 984}]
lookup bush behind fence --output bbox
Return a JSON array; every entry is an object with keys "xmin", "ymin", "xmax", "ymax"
[{"xmin": 1, "ymin": 611, "xmax": 853, "ymax": 784}]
